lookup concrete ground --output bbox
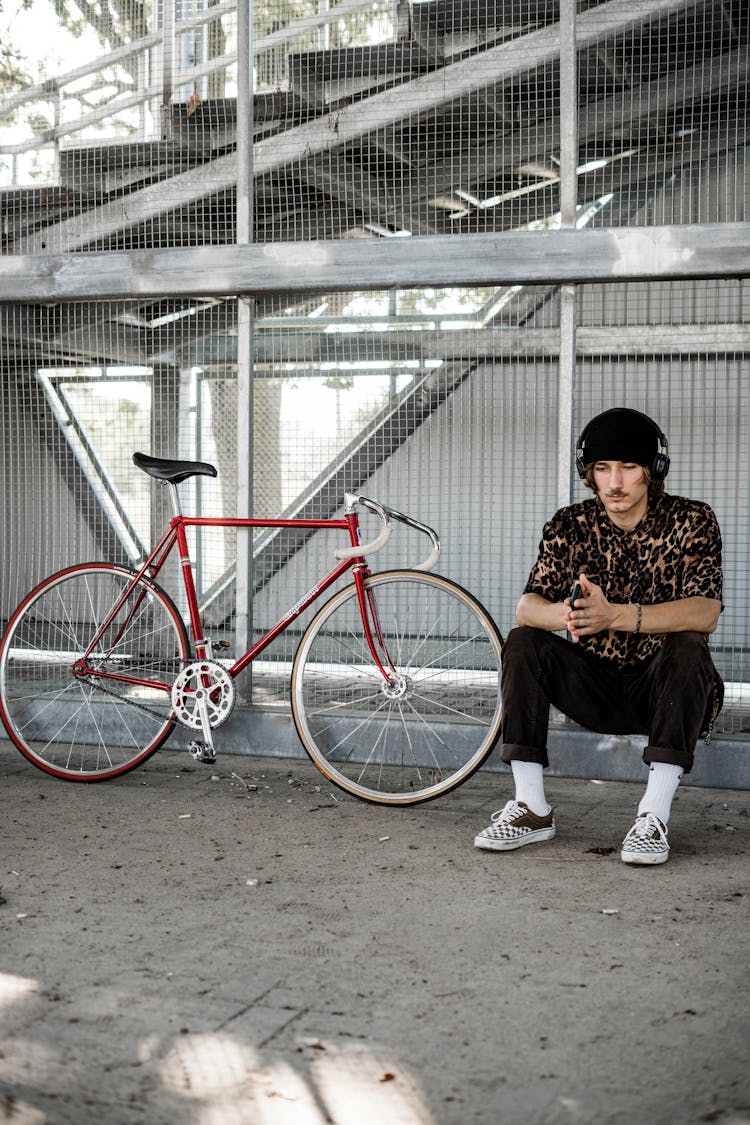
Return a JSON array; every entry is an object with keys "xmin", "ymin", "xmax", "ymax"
[{"xmin": 1, "ymin": 744, "xmax": 749, "ymax": 1125}]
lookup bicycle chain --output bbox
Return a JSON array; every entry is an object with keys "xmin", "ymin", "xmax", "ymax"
[
  {"xmin": 80, "ymin": 660, "xmax": 235, "ymax": 732},
  {"xmin": 79, "ymin": 671, "xmax": 180, "ymax": 724},
  {"xmin": 80, "ymin": 673, "xmax": 221, "ymax": 763}
]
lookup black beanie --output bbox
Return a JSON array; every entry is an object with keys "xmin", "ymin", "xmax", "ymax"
[{"xmin": 580, "ymin": 408, "xmax": 661, "ymax": 469}]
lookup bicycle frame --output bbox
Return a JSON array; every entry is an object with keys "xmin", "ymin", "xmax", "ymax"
[{"xmin": 74, "ymin": 507, "xmax": 395, "ymax": 693}]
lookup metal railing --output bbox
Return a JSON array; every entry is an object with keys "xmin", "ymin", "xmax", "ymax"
[{"xmin": 0, "ymin": 0, "xmax": 398, "ymax": 182}]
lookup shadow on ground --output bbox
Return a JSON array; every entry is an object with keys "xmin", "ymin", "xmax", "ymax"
[{"xmin": 1, "ymin": 746, "xmax": 749, "ymax": 1125}]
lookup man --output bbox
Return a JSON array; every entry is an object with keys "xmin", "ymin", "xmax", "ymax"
[{"xmin": 475, "ymin": 407, "xmax": 723, "ymax": 865}]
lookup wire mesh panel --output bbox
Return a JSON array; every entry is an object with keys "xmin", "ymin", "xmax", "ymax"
[
  {"xmin": 2, "ymin": 0, "xmax": 748, "ymax": 250},
  {"xmin": 0, "ymin": 0, "xmax": 403, "ymax": 251},
  {"xmin": 575, "ymin": 278, "xmax": 750, "ymax": 735},
  {"xmin": 0, "ymin": 285, "xmax": 558, "ymax": 700},
  {"xmin": 581, "ymin": 0, "xmax": 749, "ymax": 229},
  {"xmin": 1, "ymin": 1, "xmax": 750, "ymax": 754},
  {"xmin": 4, "ymin": 279, "xmax": 748, "ymax": 735}
]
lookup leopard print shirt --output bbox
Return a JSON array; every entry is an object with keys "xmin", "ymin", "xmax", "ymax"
[{"xmin": 523, "ymin": 493, "xmax": 723, "ymax": 668}]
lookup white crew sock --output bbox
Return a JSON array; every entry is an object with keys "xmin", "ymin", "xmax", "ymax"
[
  {"xmin": 511, "ymin": 760, "xmax": 550, "ymax": 817},
  {"xmin": 637, "ymin": 762, "xmax": 684, "ymax": 825}
]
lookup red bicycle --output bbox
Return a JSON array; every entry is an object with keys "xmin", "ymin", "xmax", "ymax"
[{"xmin": 0, "ymin": 453, "xmax": 503, "ymax": 804}]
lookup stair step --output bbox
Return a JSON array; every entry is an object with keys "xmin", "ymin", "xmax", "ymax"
[
  {"xmin": 410, "ymin": 0, "xmax": 558, "ymax": 58},
  {"xmin": 168, "ymin": 93, "xmax": 310, "ymax": 135},
  {"xmin": 289, "ymin": 42, "xmax": 434, "ymax": 105},
  {"xmin": 57, "ymin": 95, "xmax": 311, "ymax": 193},
  {"xmin": 410, "ymin": 0, "xmax": 558, "ymax": 39},
  {"xmin": 58, "ymin": 142, "xmax": 207, "ymax": 194},
  {"xmin": 1, "ymin": 187, "xmax": 82, "ymax": 245}
]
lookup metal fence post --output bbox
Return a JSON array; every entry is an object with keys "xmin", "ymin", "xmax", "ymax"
[
  {"xmin": 158, "ymin": 0, "xmax": 176, "ymax": 141},
  {"xmin": 557, "ymin": 0, "xmax": 578, "ymax": 511},
  {"xmin": 235, "ymin": 0, "xmax": 255, "ymax": 697}
]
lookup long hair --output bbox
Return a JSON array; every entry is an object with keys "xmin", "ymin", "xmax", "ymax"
[{"xmin": 584, "ymin": 464, "xmax": 665, "ymax": 499}]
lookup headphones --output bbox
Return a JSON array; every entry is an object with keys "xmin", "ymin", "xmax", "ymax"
[{"xmin": 575, "ymin": 409, "xmax": 670, "ymax": 481}]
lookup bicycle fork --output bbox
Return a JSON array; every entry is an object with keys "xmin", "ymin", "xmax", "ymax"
[{"xmin": 352, "ymin": 565, "xmax": 401, "ymax": 688}]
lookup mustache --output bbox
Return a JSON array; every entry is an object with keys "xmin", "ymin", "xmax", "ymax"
[{"xmin": 605, "ymin": 491, "xmax": 627, "ymax": 498}]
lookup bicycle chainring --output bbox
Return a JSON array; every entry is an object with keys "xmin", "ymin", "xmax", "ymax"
[{"xmin": 170, "ymin": 660, "xmax": 236, "ymax": 730}]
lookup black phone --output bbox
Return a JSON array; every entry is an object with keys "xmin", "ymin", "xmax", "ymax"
[{"xmin": 569, "ymin": 582, "xmax": 582, "ymax": 608}]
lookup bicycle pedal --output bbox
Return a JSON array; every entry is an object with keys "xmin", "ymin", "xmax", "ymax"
[{"xmin": 188, "ymin": 740, "xmax": 217, "ymax": 764}]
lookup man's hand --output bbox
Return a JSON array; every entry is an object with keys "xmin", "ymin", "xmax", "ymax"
[
  {"xmin": 564, "ymin": 574, "xmax": 722, "ymax": 639},
  {"xmin": 565, "ymin": 573, "xmax": 612, "ymax": 642}
]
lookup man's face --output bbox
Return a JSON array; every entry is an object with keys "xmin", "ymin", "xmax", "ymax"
[{"xmin": 591, "ymin": 461, "xmax": 649, "ymax": 524}]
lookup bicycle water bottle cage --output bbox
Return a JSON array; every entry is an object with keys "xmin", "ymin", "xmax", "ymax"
[{"xmin": 133, "ymin": 452, "xmax": 218, "ymax": 484}]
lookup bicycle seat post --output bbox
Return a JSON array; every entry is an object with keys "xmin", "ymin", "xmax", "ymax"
[{"xmin": 164, "ymin": 480, "xmax": 183, "ymax": 519}]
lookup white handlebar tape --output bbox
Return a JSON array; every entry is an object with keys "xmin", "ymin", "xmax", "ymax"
[{"xmin": 334, "ymin": 522, "xmax": 392, "ymax": 560}]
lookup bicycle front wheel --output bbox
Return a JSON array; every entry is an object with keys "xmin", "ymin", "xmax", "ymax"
[
  {"xmin": 291, "ymin": 570, "xmax": 503, "ymax": 805},
  {"xmin": 0, "ymin": 563, "xmax": 191, "ymax": 781}
]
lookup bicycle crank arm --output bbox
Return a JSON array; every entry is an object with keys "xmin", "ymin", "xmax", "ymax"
[
  {"xmin": 196, "ymin": 695, "xmax": 216, "ymax": 755},
  {"xmin": 187, "ymin": 692, "xmax": 217, "ymax": 763}
]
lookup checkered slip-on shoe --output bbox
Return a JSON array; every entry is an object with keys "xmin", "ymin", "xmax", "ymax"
[
  {"xmin": 474, "ymin": 800, "xmax": 556, "ymax": 852},
  {"xmin": 620, "ymin": 812, "xmax": 670, "ymax": 865}
]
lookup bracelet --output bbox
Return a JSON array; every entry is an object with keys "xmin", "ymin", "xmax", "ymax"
[{"xmin": 633, "ymin": 603, "xmax": 642, "ymax": 634}]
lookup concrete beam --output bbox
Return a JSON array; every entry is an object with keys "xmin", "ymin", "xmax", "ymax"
[
  {"xmin": 174, "ymin": 707, "xmax": 750, "ymax": 791},
  {"xmin": 236, "ymin": 324, "xmax": 750, "ymax": 366},
  {"xmin": 2, "ymin": 223, "xmax": 749, "ymax": 303}
]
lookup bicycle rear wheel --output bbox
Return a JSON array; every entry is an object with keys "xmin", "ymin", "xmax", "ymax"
[
  {"xmin": 291, "ymin": 570, "xmax": 503, "ymax": 805},
  {"xmin": 0, "ymin": 563, "xmax": 191, "ymax": 781}
]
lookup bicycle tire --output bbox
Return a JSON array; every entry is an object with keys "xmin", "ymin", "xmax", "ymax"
[
  {"xmin": 291, "ymin": 570, "xmax": 503, "ymax": 805},
  {"xmin": 0, "ymin": 563, "xmax": 191, "ymax": 781}
]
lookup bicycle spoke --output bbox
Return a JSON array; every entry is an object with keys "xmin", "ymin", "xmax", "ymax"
[
  {"xmin": 318, "ymin": 628, "xmax": 380, "ymax": 672},
  {"xmin": 353, "ymin": 703, "xmax": 399, "ymax": 785},
  {"xmin": 315, "ymin": 693, "xmax": 394, "ymax": 761},
  {"xmin": 405, "ymin": 687, "xmax": 493, "ymax": 728}
]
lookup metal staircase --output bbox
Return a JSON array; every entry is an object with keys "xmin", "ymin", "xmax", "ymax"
[{"xmin": 4, "ymin": 0, "xmax": 746, "ymax": 254}]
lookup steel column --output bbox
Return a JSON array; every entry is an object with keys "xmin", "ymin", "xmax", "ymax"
[
  {"xmin": 557, "ymin": 0, "xmax": 578, "ymax": 510},
  {"xmin": 235, "ymin": 0, "xmax": 255, "ymax": 692}
]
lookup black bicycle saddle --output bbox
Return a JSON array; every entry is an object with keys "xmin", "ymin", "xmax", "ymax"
[{"xmin": 132, "ymin": 452, "xmax": 218, "ymax": 484}]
